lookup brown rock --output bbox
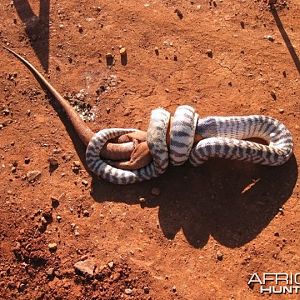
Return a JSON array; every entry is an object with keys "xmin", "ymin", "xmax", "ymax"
[
  {"xmin": 74, "ymin": 259, "xmax": 96, "ymax": 277},
  {"xmin": 26, "ymin": 170, "xmax": 41, "ymax": 183}
]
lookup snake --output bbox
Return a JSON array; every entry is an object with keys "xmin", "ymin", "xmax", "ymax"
[
  {"xmin": 190, "ymin": 115, "xmax": 293, "ymax": 166},
  {"xmin": 4, "ymin": 47, "xmax": 293, "ymax": 185}
]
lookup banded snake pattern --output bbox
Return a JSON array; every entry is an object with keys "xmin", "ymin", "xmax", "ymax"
[{"xmin": 86, "ymin": 105, "xmax": 293, "ymax": 184}]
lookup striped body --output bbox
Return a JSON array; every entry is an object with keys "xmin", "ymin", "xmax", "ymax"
[
  {"xmin": 86, "ymin": 108, "xmax": 170, "ymax": 184},
  {"xmin": 190, "ymin": 115, "xmax": 293, "ymax": 166},
  {"xmin": 169, "ymin": 105, "xmax": 198, "ymax": 166}
]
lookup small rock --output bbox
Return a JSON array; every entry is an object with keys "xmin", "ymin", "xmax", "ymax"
[
  {"xmin": 48, "ymin": 243, "xmax": 57, "ymax": 252},
  {"xmin": 174, "ymin": 8, "xmax": 183, "ymax": 19},
  {"xmin": 270, "ymin": 90, "xmax": 277, "ymax": 100},
  {"xmin": 83, "ymin": 210, "xmax": 89, "ymax": 217},
  {"xmin": 26, "ymin": 170, "xmax": 41, "ymax": 183},
  {"xmin": 279, "ymin": 108, "xmax": 284, "ymax": 114},
  {"xmin": 74, "ymin": 260, "xmax": 95, "ymax": 277},
  {"xmin": 73, "ymin": 161, "xmax": 81, "ymax": 167},
  {"xmin": 48, "ymin": 157, "xmax": 59, "ymax": 168},
  {"xmin": 72, "ymin": 161, "xmax": 81, "ymax": 173},
  {"xmin": 216, "ymin": 250, "xmax": 223, "ymax": 261},
  {"xmin": 274, "ymin": 232, "xmax": 280, "ymax": 237},
  {"xmin": 125, "ymin": 288, "xmax": 133, "ymax": 295},
  {"xmin": 120, "ymin": 47, "xmax": 127, "ymax": 56},
  {"xmin": 107, "ymin": 261, "xmax": 114, "ymax": 269},
  {"xmin": 74, "ymin": 230, "xmax": 80, "ymax": 237},
  {"xmin": 172, "ymin": 285, "xmax": 177, "ymax": 292},
  {"xmin": 154, "ymin": 47, "xmax": 159, "ymax": 55},
  {"xmin": 174, "ymin": 55, "xmax": 178, "ymax": 61},
  {"xmin": 240, "ymin": 21, "xmax": 245, "ymax": 29},
  {"xmin": 56, "ymin": 215, "xmax": 62, "ymax": 222},
  {"xmin": 82, "ymin": 180, "xmax": 89, "ymax": 186},
  {"xmin": 77, "ymin": 24, "xmax": 83, "ymax": 33},
  {"xmin": 206, "ymin": 49, "xmax": 213, "ymax": 58},
  {"xmin": 151, "ymin": 187, "xmax": 160, "ymax": 196},
  {"xmin": 26, "ymin": 110, "xmax": 31, "ymax": 116},
  {"xmin": 106, "ymin": 53, "xmax": 114, "ymax": 66},
  {"xmin": 41, "ymin": 216, "xmax": 48, "ymax": 225},
  {"xmin": 3, "ymin": 108, "xmax": 10, "ymax": 115},
  {"xmin": 123, "ymin": 108, "xmax": 131, "ymax": 116},
  {"xmin": 144, "ymin": 286, "xmax": 150, "ymax": 294},
  {"xmin": 264, "ymin": 35, "xmax": 275, "ymax": 42},
  {"xmin": 24, "ymin": 157, "xmax": 30, "ymax": 164},
  {"xmin": 46, "ymin": 268, "xmax": 55, "ymax": 277},
  {"xmin": 51, "ymin": 196, "xmax": 60, "ymax": 208}
]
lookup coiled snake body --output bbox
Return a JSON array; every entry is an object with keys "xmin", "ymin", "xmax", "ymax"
[
  {"xmin": 86, "ymin": 107, "xmax": 293, "ymax": 184},
  {"xmin": 5, "ymin": 47, "xmax": 293, "ymax": 185}
]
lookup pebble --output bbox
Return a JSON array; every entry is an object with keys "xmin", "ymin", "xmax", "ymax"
[
  {"xmin": 216, "ymin": 250, "xmax": 223, "ymax": 261},
  {"xmin": 125, "ymin": 288, "xmax": 133, "ymax": 295},
  {"xmin": 51, "ymin": 196, "xmax": 60, "ymax": 208},
  {"xmin": 78, "ymin": 24, "xmax": 83, "ymax": 33},
  {"xmin": 270, "ymin": 90, "xmax": 276, "ymax": 100},
  {"xmin": 264, "ymin": 35, "xmax": 275, "ymax": 42},
  {"xmin": 83, "ymin": 210, "xmax": 90, "ymax": 217},
  {"xmin": 123, "ymin": 108, "xmax": 131, "ymax": 116},
  {"xmin": 107, "ymin": 261, "xmax": 114, "ymax": 269},
  {"xmin": 73, "ymin": 161, "xmax": 81, "ymax": 167},
  {"xmin": 154, "ymin": 47, "xmax": 159, "ymax": 55},
  {"xmin": 119, "ymin": 47, "xmax": 127, "ymax": 56},
  {"xmin": 48, "ymin": 243, "xmax": 57, "ymax": 252},
  {"xmin": 26, "ymin": 110, "xmax": 31, "ymax": 116},
  {"xmin": 106, "ymin": 53, "xmax": 114, "ymax": 66},
  {"xmin": 151, "ymin": 187, "xmax": 160, "ymax": 196},
  {"xmin": 46, "ymin": 268, "xmax": 55, "ymax": 276},
  {"xmin": 82, "ymin": 180, "xmax": 89, "ymax": 186},
  {"xmin": 144, "ymin": 286, "xmax": 150, "ymax": 294},
  {"xmin": 48, "ymin": 157, "xmax": 59, "ymax": 168},
  {"xmin": 74, "ymin": 260, "xmax": 95, "ymax": 277},
  {"xmin": 41, "ymin": 216, "xmax": 48, "ymax": 225},
  {"xmin": 206, "ymin": 49, "xmax": 213, "ymax": 58},
  {"xmin": 174, "ymin": 9, "xmax": 183, "ymax": 19},
  {"xmin": 26, "ymin": 170, "xmax": 41, "ymax": 183},
  {"xmin": 56, "ymin": 215, "xmax": 62, "ymax": 222},
  {"xmin": 172, "ymin": 285, "xmax": 177, "ymax": 292},
  {"xmin": 279, "ymin": 108, "xmax": 284, "ymax": 114},
  {"xmin": 24, "ymin": 157, "xmax": 30, "ymax": 164}
]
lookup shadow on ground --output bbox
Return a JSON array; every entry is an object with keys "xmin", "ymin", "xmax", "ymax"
[
  {"xmin": 13, "ymin": 0, "xmax": 50, "ymax": 71},
  {"xmin": 91, "ymin": 155, "xmax": 298, "ymax": 249},
  {"xmin": 271, "ymin": 4, "xmax": 300, "ymax": 74}
]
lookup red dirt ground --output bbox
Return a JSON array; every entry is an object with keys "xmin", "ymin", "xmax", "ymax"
[{"xmin": 0, "ymin": 0, "xmax": 300, "ymax": 299}]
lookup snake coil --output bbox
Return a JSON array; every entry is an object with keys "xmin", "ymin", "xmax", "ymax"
[{"xmin": 86, "ymin": 105, "xmax": 293, "ymax": 184}]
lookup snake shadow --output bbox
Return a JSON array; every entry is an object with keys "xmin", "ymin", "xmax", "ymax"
[
  {"xmin": 90, "ymin": 155, "xmax": 298, "ymax": 248},
  {"xmin": 13, "ymin": 0, "xmax": 50, "ymax": 72}
]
